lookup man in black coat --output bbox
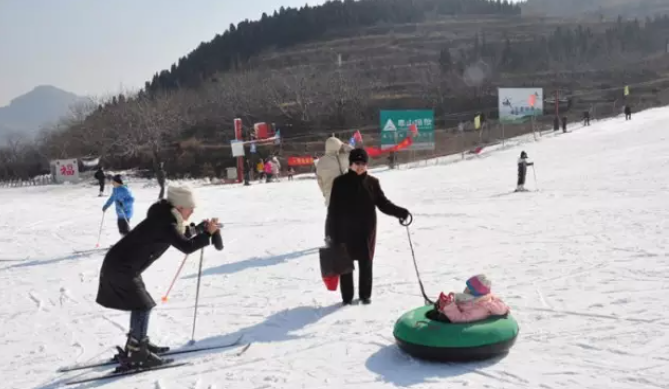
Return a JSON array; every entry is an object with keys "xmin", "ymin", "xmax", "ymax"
[
  {"xmin": 326, "ymin": 148, "xmax": 410, "ymax": 305},
  {"xmin": 94, "ymin": 166, "xmax": 106, "ymax": 197},
  {"xmin": 96, "ymin": 185, "xmax": 220, "ymax": 368}
]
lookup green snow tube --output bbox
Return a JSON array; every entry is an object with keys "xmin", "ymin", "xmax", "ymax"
[{"xmin": 393, "ymin": 305, "xmax": 519, "ymax": 362}]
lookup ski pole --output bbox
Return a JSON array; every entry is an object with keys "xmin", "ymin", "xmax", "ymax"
[
  {"xmin": 161, "ymin": 254, "xmax": 189, "ymax": 303},
  {"xmin": 95, "ymin": 212, "xmax": 106, "ymax": 248},
  {"xmin": 532, "ymin": 165, "xmax": 538, "ymax": 190},
  {"xmin": 190, "ymin": 248, "xmax": 205, "ymax": 344}
]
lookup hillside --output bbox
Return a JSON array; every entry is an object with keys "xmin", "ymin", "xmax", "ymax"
[
  {"xmin": 523, "ymin": 0, "xmax": 669, "ymax": 18},
  {"xmin": 5, "ymin": 0, "xmax": 669, "ymax": 181},
  {"xmin": 0, "ymin": 85, "xmax": 86, "ymax": 141}
]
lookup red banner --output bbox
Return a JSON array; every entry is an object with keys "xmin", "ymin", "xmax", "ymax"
[
  {"xmin": 365, "ymin": 135, "xmax": 414, "ymax": 158},
  {"xmin": 288, "ymin": 156, "xmax": 315, "ymax": 166}
]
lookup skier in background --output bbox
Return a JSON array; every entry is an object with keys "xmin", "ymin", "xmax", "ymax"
[
  {"xmin": 624, "ymin": 105, "xmax": 632, "ymax": 121},
  {"xmin": 583, "ymin": 111, "xmax": 591, "ymax": 126},
  {"xmin": 516, "ymin": 151, "xmax": 534, "ymax": 192},
  {"xmin": 103, "ymin": 175, "xmax": 135, "ymax": 236},
  {"xmin": 95, "ymin": 166, "xmax": 106, "ymax": 197},
  {"xmin": 156, "ymin": 162, "xmax": 166, "ymax": 200},
  {"xmin": 561, "ymin": 116, "xmax": 568, "ymax": 133}
]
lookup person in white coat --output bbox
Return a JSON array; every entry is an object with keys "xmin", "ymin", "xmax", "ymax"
[
  {"xmin": 317, "ymin": 137, "xmax": 353, "ymax": 206},
  {"xmin": 317, "ymin": 136, "xmax": 353, "ymax": 242}
]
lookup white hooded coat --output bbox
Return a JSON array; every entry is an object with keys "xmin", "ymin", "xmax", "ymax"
[{"xmin": 316, "ymin": 137, "xmax": 352, "ymax": 206}]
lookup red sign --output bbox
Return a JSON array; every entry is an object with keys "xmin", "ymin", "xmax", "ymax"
[
  {"xmin": 60, "ymin": 164, "xmax": 75, "ymax": 176},
  {"xmin": 288, "ymin": 156, "xmax": 315, "ymax": 166}
]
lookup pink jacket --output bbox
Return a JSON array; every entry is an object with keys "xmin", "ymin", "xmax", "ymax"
[
  {"xmin": 440, "ymin": 294, "xmax": 509, "ymax": 323},
  {"xmin": 264, "ymin": 162, "xmax": 273, "ymax": 174}
]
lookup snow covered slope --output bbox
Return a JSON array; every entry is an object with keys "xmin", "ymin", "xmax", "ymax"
[{"xmin": 2, "ymin": 108, "xmax": 669, "ymax": 389}]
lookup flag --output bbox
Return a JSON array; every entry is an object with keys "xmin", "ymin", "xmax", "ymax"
[
  {"xmin": 409, "ymin": 124, "xmax": 418, "ymax": 136},
  {"xmin": 529, "ymin": 94, "xmax": 536, "ymax": 107},
  {"xmin": 365, "ymin": 135, "xmax": 414, "ymax": 158},
  {"xmin": 474, "ymin": 115, "xmax": 481, "ymax": 130},
  {"xmin": 624, "ymin": 86, "xmax": 630, "ymax": 96}
]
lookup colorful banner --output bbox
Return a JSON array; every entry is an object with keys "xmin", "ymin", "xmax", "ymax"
[{"xmin": 288, "ymin": 156, "xmax": 315, "ymax": 166}]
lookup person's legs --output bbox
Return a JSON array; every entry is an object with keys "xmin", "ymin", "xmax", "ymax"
[
  {"xmin": 117, "ymin": 219, "xmax": 131, "ymax": 236},
  {"xmin": 339, "ymin": 272, "xmax": 354, "ymax": 304},
  {"xmin": 358, "ymin": 258, "xmax": 373, "ymax": 303},
  {"xmin": 129, "ymin": 309, "xmax": 151, "ymax": 340}
]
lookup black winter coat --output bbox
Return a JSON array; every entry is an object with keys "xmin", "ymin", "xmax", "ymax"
[
  {"xmin": 94, "ymin": 169, "xmax": 105, "ymax": 183},
  {"xmin": 96, "ymin": 200, "xmax": 212, "ymax": 311},
  {"xmin": 326, "ymin": 170, "xmax": 408, "ymax": 262}
]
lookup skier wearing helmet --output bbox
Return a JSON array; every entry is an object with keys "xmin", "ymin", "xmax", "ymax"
[{"xmin": 516, "ymin": 151, "xmax": 534, "ymax": 192}]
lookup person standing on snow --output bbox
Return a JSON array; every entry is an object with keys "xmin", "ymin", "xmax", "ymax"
[
  {"xmin": 326, "ymin": 148, "xmax": 411, "ymax": 305},
  {"xmin": 317, "ymin": 136, "xmax": 353, "ymax": 242},
  {"xmin": 96, "ymin": 186, "xmax": 220, "ymax": 369},
  {"xmin": 516, "ymin": 151, "xmax": 534, "ymax": 192},
  {"xmin": 94, "ymin": 166, "xmax": 106, "ymax": 197},
  {"xmin": 316, "ymin": 136, "xmax": 352, "ymax": 207},
  {"xmin": 156, "ymin": 162, "xmax": 166, "ymax": 200},
  {"xmin": 103, "ymin": 175, "xmax": 135, "ymax": 236}
]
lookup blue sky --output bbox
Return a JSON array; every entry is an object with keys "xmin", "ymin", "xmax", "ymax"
[{"xmin": 0, "ymin": 0, "xmax": 326, "ymax": 105}]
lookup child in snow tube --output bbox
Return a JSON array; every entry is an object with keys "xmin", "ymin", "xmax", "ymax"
[{"xmin": 436, "ymin": 274, "xmax": 510, "ymax": 323}]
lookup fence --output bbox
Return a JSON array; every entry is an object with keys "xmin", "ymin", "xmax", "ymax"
[{"xmin": 0, "ymin": 175, "xmax": 53, "ymax": 188}]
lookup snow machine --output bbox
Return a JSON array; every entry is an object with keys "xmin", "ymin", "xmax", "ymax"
[{"xmin": 393, "ymin": 305, "xmax": 519, "ymax": 362}]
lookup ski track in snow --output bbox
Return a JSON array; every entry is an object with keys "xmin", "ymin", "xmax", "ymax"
[{"xmin": 2, "ymin": 109, "xmax": 669, "ymax": 388}]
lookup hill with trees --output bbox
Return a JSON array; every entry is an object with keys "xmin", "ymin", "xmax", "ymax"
[{"xmin": 4, "ymin": 0, "xmax": 669, "ymax": 180}]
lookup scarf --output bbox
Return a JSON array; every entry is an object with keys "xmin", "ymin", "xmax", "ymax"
[{"xmin": 170, "ymin": 207, "xmax": 186, "ymax": 234}]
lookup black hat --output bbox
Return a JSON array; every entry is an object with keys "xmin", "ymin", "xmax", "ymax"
[
  {"xmin": 520, "ymin": 151, "xmax": 527, "ymax": 158},
  {"xmin": 112, "ymin": 174, "xmax": 123, "ymax": 185},
  {"xmin": 349, "ymin": 148, "xmax": 369, "ymax": 165}
]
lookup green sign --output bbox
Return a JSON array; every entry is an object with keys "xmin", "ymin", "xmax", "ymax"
[{"xmin": 380, "ymin": 110, "xmax": 435, "ymax": 150}]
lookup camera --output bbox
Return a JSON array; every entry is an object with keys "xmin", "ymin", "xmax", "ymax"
[{"xmin": 189, "ymin": 222, "xmax": 224, "ymax": 251}]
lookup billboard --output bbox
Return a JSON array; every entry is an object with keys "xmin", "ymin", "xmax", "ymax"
[
  {"xmin": 380, "ymin": 110, "xmax": 435, "ymax": 150},
  {"xmin": 498, "ymin": 88, "xmax": 543, "ymax": 124},
  {"xmin": 51, "ymin": 159, "xmax": 80, "ymax": 184}
]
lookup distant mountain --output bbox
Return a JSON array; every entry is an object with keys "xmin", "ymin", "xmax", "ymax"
[{"xmin": 0, "ymin": 85, "xmax": 87, "ymax": 141}]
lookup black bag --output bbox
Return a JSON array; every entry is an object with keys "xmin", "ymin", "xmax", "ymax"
[{"xmin": 319, "ymin": 244, "xmax": 354, "ymax": 277}]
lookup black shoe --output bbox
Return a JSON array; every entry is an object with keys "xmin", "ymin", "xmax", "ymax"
[
  {"xmin": 342, "ymin": 300, "xmax": 353, "ymax": 306},
  {"xmin": 361, "ymin": 298, "xmax": 371, "ymax": 305},
  {"xmin": 121, "ymin": 336, "xmax": 169, "ymax": 370}
]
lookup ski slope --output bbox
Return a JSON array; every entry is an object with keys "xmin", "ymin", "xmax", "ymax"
[{"xmin": 2, "ymin": 108, "xmax": 669, "ymax": 389}]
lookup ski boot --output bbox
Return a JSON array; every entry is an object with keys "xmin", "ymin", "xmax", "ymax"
[
  {"xmin": 116, "ymin": 336, "xmax": 170, "ymax": 372},
  {"xmin": 146, "ymin": 337, "xmax": 170, "ymax": 354}
]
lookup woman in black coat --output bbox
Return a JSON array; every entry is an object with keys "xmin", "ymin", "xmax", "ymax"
[
  {"xmin": 96, "ymin": 185, "xmax": 220, "ymax": 368},
  {"xmin": 326, "ymin": 148, "xmax": 410, "ymax": 305}
]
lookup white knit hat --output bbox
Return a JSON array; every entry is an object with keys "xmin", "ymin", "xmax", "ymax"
[{"xmin": 167, "ymin": 185, "xmax": 197, "ymax": 209}]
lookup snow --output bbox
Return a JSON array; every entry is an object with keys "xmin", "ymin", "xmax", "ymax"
[{"xmin": 2, "ymin": 108, "xmax": 669, "ymax": 389}]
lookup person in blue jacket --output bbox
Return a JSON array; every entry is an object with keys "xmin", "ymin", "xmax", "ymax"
[{"xmin": 103, "ymin": 174, "xmax": 135, "ymax": 236}]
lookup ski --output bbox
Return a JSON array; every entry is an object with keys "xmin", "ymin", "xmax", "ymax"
[
  {"xmin": 57, "ymin": 334, "xmax": 244, "ymax": 372},
  {"xmin": 64, "ymin": 361, "xmax": 190, "ymax": 386},
  {"xmin": 73, "ymin": 247, "xmax": 109, "ymax": 255}
]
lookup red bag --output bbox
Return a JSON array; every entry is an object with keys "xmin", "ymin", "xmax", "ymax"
[
  {"xmin": 319, "ymin": 244, "xmax": 354, "ymax": 292},
  {"xmin": 323, "ymin": 275, "xmax": 339, "ymax": 291}
]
